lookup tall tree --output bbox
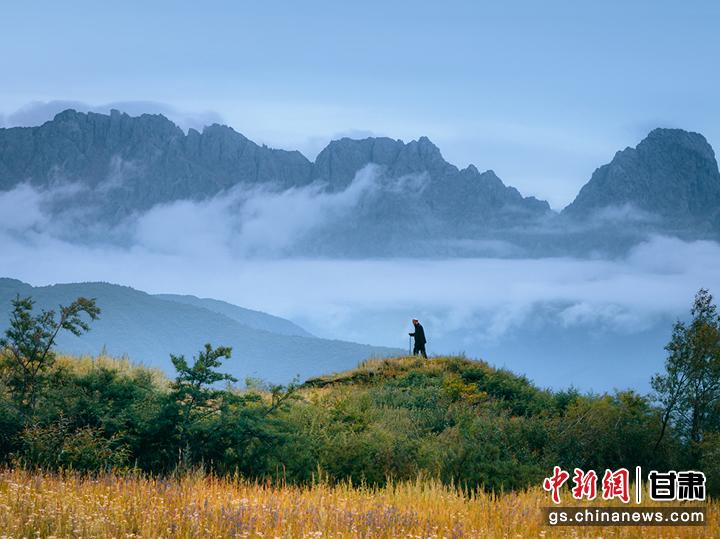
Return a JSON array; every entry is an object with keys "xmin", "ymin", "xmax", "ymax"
[
  {"xmin": 652, "ymin": 289, "xmax": 720, "ymax": 459},
  {"xmin": 0, "ymin": 295, "xmax": 100, "ymax": 419}
]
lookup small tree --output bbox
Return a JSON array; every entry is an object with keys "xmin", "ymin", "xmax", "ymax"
[
  {"xmin": 0, "ymin": 295, "xmax": 100, "ymax": 419},
  {"xmin": 652, "ymin": 289, "xmax": 720, "ymax": 460},
  {"xmin": 170, "ymin": 343, "xmax": 236, "ymax": 462}
]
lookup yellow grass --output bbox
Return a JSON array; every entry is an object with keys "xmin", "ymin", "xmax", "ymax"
[
  {"xmin": 0, "ymin": 469, "xmax": 717, "ymax": 538},
  {"xmin": 54, "ymin": 354, "xmax": 168, "ymax": 388}
]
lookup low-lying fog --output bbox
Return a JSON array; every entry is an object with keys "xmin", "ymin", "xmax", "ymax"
[{"xmin": 1, "ymin": 178, "xmax": 718, "ymax": 392}]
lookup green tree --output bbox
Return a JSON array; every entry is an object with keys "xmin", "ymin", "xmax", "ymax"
[
  {"xmin": 652, "ymin": 289, "xmax": 720, "ymax": 460},
  {"xmin": 170, "ymin": 343, "xmax": 236, "ymax": 463},
  {"xmin": 0, "ymin": 295, "xmax": 99, "ymax": 419}
]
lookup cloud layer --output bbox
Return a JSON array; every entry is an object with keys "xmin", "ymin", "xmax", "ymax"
[{"xmin": 0, "ymin": 172, "xmax": 718, "ymax": 392}]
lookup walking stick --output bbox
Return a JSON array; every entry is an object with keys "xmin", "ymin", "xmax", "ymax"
[{"xmin": 409, "ymin": 335, "xmax": 412, "ymax": 355}]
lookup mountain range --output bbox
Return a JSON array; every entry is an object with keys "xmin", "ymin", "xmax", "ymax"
[
  {"xmin": 0, "ymin": 109, "xmax": 719, "ymax": 256},
  {"xmin": 0, "ymin": 278, "xmax": 400, "ymax": 383}
]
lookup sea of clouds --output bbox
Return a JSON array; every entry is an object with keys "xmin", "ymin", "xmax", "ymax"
[{"xmin": 1, "ymin": 166, "xmax": 718, "ymax": 391}]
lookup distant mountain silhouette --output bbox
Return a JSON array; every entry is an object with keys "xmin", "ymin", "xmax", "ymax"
[
  {"xmin": 0, "ymin": 109, "xmax": 311, "ymax": 212},
  {"xmin": 0, "ymin": 110, "xmax": 718, "ymax": 256},
  {"xmin": 0, "ymin": 278, "xmax": 400, "ymax": 383},
  {"xmin": 154, "ymin": 293, "xmax": 313, "ymax": 337},
  {"xmin": 0, "ymin": 109, "xmax": 544, "ymax": 219}
]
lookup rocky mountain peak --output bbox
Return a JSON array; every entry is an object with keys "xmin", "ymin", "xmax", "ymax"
[
  {"xmin": 563, "ymin": 128, "xmax": 720, "ymax": 225},
  {"xmin": 640, "ymin": 128, "xmax": 715, "ymax": 162}
]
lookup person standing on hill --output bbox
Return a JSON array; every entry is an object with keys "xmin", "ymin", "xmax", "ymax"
[{"xmin": 409, "ymin": 318, "xmax": 427, "ymax": 358}]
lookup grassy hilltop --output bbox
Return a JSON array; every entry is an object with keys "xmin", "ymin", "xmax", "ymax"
[
  {"xmin": 0, "ymin": 353, "xmax": 690, "ymax": 490},
  {"xmin": 293, "ymin": 355, "xmax": 673, "ymax": 490}
]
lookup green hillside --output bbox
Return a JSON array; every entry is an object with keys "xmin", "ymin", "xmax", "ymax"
[
  {"xmin": 294, "ymin": 356, "xmax": 672, "ymax": 489},
  {"xmin": 0, "ymin": 350, "xmax": 690, "ymax": 491},
  {"xmin": 0, "ymin": 278, "xmax": 400, "ymax": 383}
]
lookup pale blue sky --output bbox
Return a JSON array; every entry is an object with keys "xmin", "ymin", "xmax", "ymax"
[{"xmin": 1, "ymin": 0, "xmax": 718, "ymax": 208}]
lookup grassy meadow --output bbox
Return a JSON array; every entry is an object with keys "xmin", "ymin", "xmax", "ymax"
[{"xmin": 0, "ymin": 468, "xmax": 717, "ymax": 538}]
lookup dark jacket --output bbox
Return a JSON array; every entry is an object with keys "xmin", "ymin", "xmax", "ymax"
[{"xmin": 410, "ymin": 323, "xmax": 426, "ymax": 345}]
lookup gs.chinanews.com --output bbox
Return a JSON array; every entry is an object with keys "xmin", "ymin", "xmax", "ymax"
[{"xmin": 543, "ymin": 507, "xmax": 706, "ymax": 526}]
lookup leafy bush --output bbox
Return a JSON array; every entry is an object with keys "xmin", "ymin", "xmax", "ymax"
[{"xmin": 16, "ymin": 417, "xmax": 129, "ymax": 472}]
